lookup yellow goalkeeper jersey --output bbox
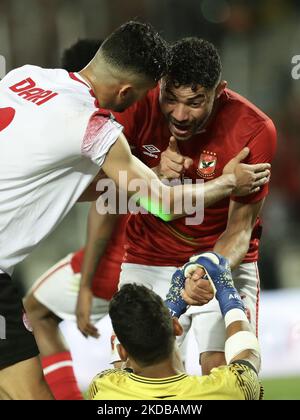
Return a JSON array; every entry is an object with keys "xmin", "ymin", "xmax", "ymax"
[{"xmin": 89, "ymin": 362, "xmax": 263, "ymax": 400}]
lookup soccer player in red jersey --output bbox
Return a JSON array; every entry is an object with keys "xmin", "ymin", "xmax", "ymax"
[
  {"xmin": 112, "ymin": 38, "xmax": 277, "ymax": 375},
  {"xmin": 23, "ymin": 34, "xmax": 271, "ymax": 400},
  {"xmin": 22, "ymin": 34, "xmax": 269, "ymax": 400},
  {"xmin": 0, "ymin": 11, "xmax": 270, "ymax": 398}
]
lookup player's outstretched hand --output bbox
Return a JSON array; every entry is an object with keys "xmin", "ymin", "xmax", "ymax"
[
  {"xmin": 181, "ymin": 254, "xmax": 215, "ymax": 306},
  {"xmin": 183, "ymin": 252, "xmax": 245, "ymax": 316},
  {"xmin": 165, "ymin": 268, "xmax": 189, "ymax": 318}
]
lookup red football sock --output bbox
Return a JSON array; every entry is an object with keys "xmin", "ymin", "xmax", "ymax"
[{"xmin": 41, "ymin": 351, "xmax": 83, "ymax": 400}]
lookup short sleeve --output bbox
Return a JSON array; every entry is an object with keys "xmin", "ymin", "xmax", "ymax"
[
  {"xmin": 231, "ymin": 119, "xmax": 277, "ymax": 204},
  {"xmin": 81, "ymin": 111, "xmax": 123, "ymax": 166},
  {"xmin": 205, "ymin": 364, "xmax": 262, "ymax": 400},
  {"xmin": 228, "ymin": 362, "xmax": 263, "ymax": 400},
  {"xmin": 88, "ymin": 369, "xmax": 113, "ymax": 400}
]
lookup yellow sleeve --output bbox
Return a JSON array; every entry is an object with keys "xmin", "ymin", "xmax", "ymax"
[
  {"xmin": 88, "ymin": 368, "xmax": 132, "ymax": 400},
  {"xmin": 88, "ymin": 369, "xmax": 117, "ymax": 400},
  {"xmin": 228, "ymin": 362, "xmax": 264, "ymax": 400},
  {"xmin": 201, "ymin": 362, "xmax": 263, "ymax": 400}
]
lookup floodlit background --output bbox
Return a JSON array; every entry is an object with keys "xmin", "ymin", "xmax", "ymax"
[{"xmin": 1, "ymin": 0, "xmax": 300, "ymax": 399}]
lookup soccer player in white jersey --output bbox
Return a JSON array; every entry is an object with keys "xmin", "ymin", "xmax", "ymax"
[
  {"xmin": 0, "ymin": 20, "xmax": 270, "ymax": 399},
  {"xmin": 24, "ymin": 39, "xmax": 123, "ymax": 400},
  {"xmin": 0, "ymin": 21, "xmax": 169, "ymax": 400}
]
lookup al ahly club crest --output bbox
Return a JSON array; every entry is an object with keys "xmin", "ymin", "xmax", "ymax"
[{"xmin": 197, "ymin": 150, "xmax": 217, "ymax": 178}]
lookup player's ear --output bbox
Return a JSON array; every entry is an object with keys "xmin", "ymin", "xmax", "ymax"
[
  {"xmin": 172, "ymin": 317, "xmax": 183, "ymax": 337},
  {"xmin": 215, "ymin": 80, "xmax": 227, "ymax": 98},
  {"xmin": 117, "ymin": 343, "xmax": 128, "ymax": 361},
  {"xmin": 119, "ymin": 84, "xmax": 132, "ymax": 99}
]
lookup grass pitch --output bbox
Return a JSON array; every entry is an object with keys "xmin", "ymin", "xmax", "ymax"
[{"xmin": 262, "ymin": 377, "xmax": 300, "ymax": 400}]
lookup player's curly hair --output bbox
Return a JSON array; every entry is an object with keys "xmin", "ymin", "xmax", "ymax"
[
  {"xmin": 101, "ymin": 21, "xmax": 168, "ymax": 82},
  {"xmin": 168, "ymin": 37, "xmax": 221, "ymax": 90},
  {"xmin": 109, "ymin": 284, "xmax": 174, "ymax": 366}
]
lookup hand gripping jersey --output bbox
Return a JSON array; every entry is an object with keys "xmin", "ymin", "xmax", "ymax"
[
  {"xmin": 89, "ymin": 362, "xmax": 263, "ymax": 400},
  {"xmin": 113, "ymin": 87, "xmax": 277, "ymax": 267},
  {"xmin": 0, "ymin": 66, "xmax": 122, "ymax": 274}
]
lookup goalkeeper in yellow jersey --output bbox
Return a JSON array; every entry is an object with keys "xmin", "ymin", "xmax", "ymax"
[{"xmin": 89, "ymin": 252, "xmax": 263, "ymax": 400}]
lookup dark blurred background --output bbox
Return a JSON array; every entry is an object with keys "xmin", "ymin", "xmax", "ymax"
[{"xmin": 1, "ymin": 0, "xmax": 299, "ymax": 291}]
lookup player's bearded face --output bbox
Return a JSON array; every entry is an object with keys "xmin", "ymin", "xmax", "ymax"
[{"xmin": 159, "ymin": 80, "xmax": 215, "ymax": 141}]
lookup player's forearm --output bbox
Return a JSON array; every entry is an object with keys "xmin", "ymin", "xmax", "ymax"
[
  {"xmin": 80, "ymin": 205, "xmax": 118, "ymax": 288},
  {"xmin": 217, "ymin": 274, "xmax": 261, "ymax": 371},
  {"xmin": 165, "ymin": 252, "xmax": 261, "ymax": 371},
  {"xmin": 104, "ymin": 139, "xmax": 238, "ymax": 220},
  {"xmin": 225, "ymin": 319, "xmax": 261, "ymax": 372},
  {"xmin": 202, "ymin": 174, "xmax": 236, "ymax": 208},
  {"xmin": 103, "ymin": 136, "xmax": 239, "ymax": 221},
  {"xmin": 213, "ymin": 229, "xmax": 252, "ymax": 270},
  {"xmin": 162, "ymin": 174, "xmax": 235, "ymax": 221},
  {"xmin": 175, "ymin": 174, "xmax": 236, "ymax": 208},
  {"xmin": 215, "ymin": 199, "xmax": 264, "ymax": 269},
  {"xmin": 80, "ymin": 238, "xmax": 109, "ymax": 288}
]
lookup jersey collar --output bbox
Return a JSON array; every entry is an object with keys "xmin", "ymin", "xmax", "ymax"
[
  {"xmin": 129, "ymin": 372, "xmax": 187, "ymax": 385},
  {"xmin": 69, "ymin": 72, "xmax": 92, "ymax": 89}
]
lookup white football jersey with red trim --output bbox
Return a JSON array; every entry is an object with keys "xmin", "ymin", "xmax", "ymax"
[{"xmin": 0, "ymin": 65, "xmax": 122, "ymax": 274}]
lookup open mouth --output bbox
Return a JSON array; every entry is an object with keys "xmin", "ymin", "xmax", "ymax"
[{"xmin": 170, "ymin": 122, "xmax": 191, "ymax": 136}]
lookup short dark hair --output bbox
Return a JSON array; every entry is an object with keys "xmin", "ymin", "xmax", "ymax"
[
  {"xmin": 101, "ymin": 21, "xmax": 168, "ymax": 82},
  {"xmin": 167, "ymin": 37, "xmax": 221, "ymax": 90},
  {"xmin": 109, "ymin": 284, "xmax": 174, "ymax": 366},
  {"xmin": 61, "ymin": 39, "xmax": 103, "ymax": 71}
]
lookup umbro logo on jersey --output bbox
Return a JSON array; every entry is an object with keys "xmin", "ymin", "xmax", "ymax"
[{"xmin": 142, "ymin": 144, "xmax": 161, "ymax": 158}]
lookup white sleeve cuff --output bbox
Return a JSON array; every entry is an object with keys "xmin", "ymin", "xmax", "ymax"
[{"xmin": 82, "ymin": 114, "xmax": 123, "ymax": 167}]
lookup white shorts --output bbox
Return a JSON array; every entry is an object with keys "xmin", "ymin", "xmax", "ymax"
[
  {"xmin": 119, "ymin": 262, "xmax": 260, "ymax": 356},
  {"xmin": 59, "ymin": 315, "xmax": 114, "ymax": 391},
  {"xmin": 29, "ymin": 254, "xmax": 109, "ymax": 322}
]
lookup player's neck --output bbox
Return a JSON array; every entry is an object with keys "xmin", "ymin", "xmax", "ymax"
[
  {"xmin": 79, "ymin": 68, "xmax": 103, "ymax": 99},
  {"xmin": 131, "ymin": 351, "xmax": 184, "ymax": 379},
  {"xmin": 78, "ymin": 68, "xmax": 94, "ymax": 88},
  {"xmin": 78, "ymin": 68, "xmax": 117, "ymax": 108}
]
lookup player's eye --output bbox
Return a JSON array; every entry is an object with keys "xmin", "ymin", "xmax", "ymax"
[
  {"xmin": 165, "ymin": 96, "xmax": 177, "ymax": 104},
  {"xmin": 189, "ymin": 100, "xmax": 204, "ymax": 108}
]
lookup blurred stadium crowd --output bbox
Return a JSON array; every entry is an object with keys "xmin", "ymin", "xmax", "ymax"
[{"xmin": 0, "ymin": 0, "xmax": 299, "ymax": 291}]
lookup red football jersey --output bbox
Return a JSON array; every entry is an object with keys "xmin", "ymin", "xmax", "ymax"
[
  {"xmin": 70, "ymin": 215, "xmax": 128, "ymax": 300},
  {"xmin": 112, "ymin": 87, "xmax": 277, "ymax": 267}
]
